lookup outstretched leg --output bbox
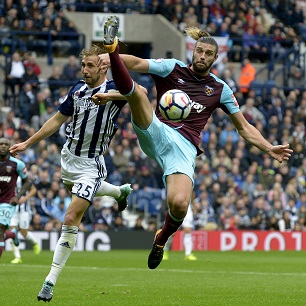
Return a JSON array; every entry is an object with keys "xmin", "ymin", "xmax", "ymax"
[{"xmin": 103, "ymin": 16, "xmax": 153, "ymax": 130}]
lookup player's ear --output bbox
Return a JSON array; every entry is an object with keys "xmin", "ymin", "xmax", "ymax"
[{"xmin": 214, "ymin": 53, "xmax": 218, "ymax": 63}]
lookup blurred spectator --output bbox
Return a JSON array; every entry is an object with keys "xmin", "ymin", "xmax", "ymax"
[
  {"xmin": 218, "ymin": 208, "xmax": 236, "ymax": 230},
  {"xmin": 53, "ymin": 187, "xmax": 71, "ymax": 209},
  {"xmin": 50, "ymin": 16, "xmax": 72, "ymax": 56},
  {"xmin": 133, "ymin": 216, "xmax": 145, "ymax": 230},
  {"xmin": 287, "ymin": 66, "xmax": 305, "ymax": 90},
  {"xmin": 121, "ymin": 162, "xmax": 141, "ymax": 190},
  {"xmin": 112, "ymin": 144, "xmax": 129, "ymax": 173},
  {"xmin": 249, "ymin": 195, "xmax": 269, "ymax": 230},
  {"xmin": 218, "ymin": 122, "xmax": 239, "ymax": 147},
  {"xmin": 4, "ymin": 52, "xmax": 25, "ymax": 100},
  {"xmin": 35, "ymin": 169, "xmax": 52, "ymax": 201},
  {"xmin": 39, "ymin": 102, "xmax": 56, "ymax": 127},
  {"xmin": 82, "ymin": 197, "xmax": 103, "ymax": 231},
  {"xmin": 47, "ymin": 65, "xmax": 65, "ymax": 100},
  {"xmin": 51, "ymin": 200, "xmax": 67, "ymax": 223},
  {"xmin": 19, "ymin": 83, "xmax": 37, "ymax": 123},
  {"xmin": 139, "ymin": 165, "xmax": 159, "ymax": 189},
  {"xmin": 257, "ymin": 161, "xmax": 275, "ymax": 190},
  {"xmin": 238, "ymin": 58, "xmax": 256, "ymax": 97},
  {"xmin": 94, "ymin": 197, "xmax": 117, "ymax": 231},
  {"xmin": 61, "ymin": 55, "xmax": 80, "ymax": 82},
  {"xmin": 236, "ymin": 207, "xmax": 251, "ymax": 229},
  {"xmin": 278, "ymin": 210, "xmax": 294, "ymax": 232},
  {"xmin": 296, "ymin": 192, "xmax": 306, "ymax": 209},
  {"xmin": 29, "ymin": 213, "xmax": 44, "ymax": 231},
  {"xmin": 23, "ymin": 52, "xmax": 42, "ymax": 76},
  {"xmin": 113, "ymin": 215, "xmax": 128, "ymax": 231},
  {"xmin": 220, "ymin": 68, "xmax": 238, "ymax": 93},
  {"xmin": 21, "ymin": 65, "xmax": 40, "ymax": 92}
]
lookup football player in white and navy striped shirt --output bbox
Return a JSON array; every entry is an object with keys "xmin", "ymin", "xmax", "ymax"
[{"xmin": 10, "ymin": 44, "xmax": 133, "ymax": 302}]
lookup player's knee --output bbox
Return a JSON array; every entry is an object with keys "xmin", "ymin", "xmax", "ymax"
[{"xmin": 169, "ymin": 197, "xmax": 189, "ymax": 218}]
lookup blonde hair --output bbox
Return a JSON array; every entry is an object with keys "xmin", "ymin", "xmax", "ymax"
[
  {"xmin": 185, "ymin": 26, "xmax": 219, "ymax": 53},
  {"xmin": 79, "ymin": 44, "xmax": 105, "ymax": 60}
]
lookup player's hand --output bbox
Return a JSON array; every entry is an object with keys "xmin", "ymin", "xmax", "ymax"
[
  {"xmin": 267, "ymin": 144, "xmax": 293, "ymax": 163},
  {"xmin": 92, "ymin": 93, "xmax": 110, "ymax": 105},
  {"xmin": 9, "ymin": 196, "xmax": 20, "ymax": 206},
  {"xmin": 97, "ymin": 53, "xmax": 110, "ymax": 70},
  {"xmin": 18, "ymin": 196, "xmax": 27, "ymax": 204},
  {"xmin": 9, "ymin": 142, "xmax": 28, "ymax": 155}
]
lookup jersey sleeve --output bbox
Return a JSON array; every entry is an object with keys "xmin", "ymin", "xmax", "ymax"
[
  {"xmin": 13, "ymin": 157, "xmax": 28, "ymax": 179},
  {"xmin": 58, "ymin": 81, "xmax": 84, "ymax": 116},
  {"xmin": 147, "ymin": 58, "xmax": 185, "ymax": 78},
  {"xmin": 220, "ymin": 82, "xmax": 240, "ymax": 115}
]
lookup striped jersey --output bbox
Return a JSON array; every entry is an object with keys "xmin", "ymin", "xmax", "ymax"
[
  {"xmin": 58, "ymin": 79, "xmax": 127, "ymax": 158},
  {"xmin": 147, "ymin": 58, "xmax": 241, "ymax": 155},
  {"xmin": 15, "ymin": 176, "xmax": 33, "ymax": 213},
  {"xmin": 0, "ymin": 156, "xmax": 28, "ymax": 204}
]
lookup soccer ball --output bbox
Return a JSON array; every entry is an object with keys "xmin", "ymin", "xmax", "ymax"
[{"xmin": 159, "ymin": 89, "xmax": 192, "ymax": 122}]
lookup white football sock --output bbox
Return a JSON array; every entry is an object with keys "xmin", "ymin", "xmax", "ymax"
[
  {"xmin": 184, "ymin": 233, "xmax": 192, "ymax": 256},
  {"xmin": 95, "ymin": 181, "xmax": 120, "ymax": 198},
  {"xmin": 25, "ymin": 231, "xmax": 37, "ymax": 245},
  {"xmin": 11, "ymin": 240, "xmax": 21, "ymax": 259},
  {"xmin": 45, "ymin": 225, "xmax": 78, "ymax": 286}
]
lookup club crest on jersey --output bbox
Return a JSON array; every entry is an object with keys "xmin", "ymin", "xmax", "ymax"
[
  {"xmin": 6, "ymin": 166, "xmax": 12, "ymax": 173},
  {"xmin": 204, "ymin": 85, "xmax": 214, "ymax": 96}
]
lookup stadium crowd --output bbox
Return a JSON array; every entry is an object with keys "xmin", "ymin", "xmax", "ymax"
[{"xmin": 0, "ymin": 0, "xmax": 305, "ymax": 233}]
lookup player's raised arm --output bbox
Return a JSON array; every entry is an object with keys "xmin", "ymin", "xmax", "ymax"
[
  {"xmin": 98, "ymin": 53, "xmax": 149, "ymax": 73},
  {"xmin": 229, "ymin": 111, "xmax": 293, "ymax": 163},
  {"xmin": 10, "ymin": 111, "xmax": 68, "ymax": 155}
]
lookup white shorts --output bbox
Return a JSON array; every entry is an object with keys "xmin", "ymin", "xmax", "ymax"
[
  {"xmin": 10, "ymin": 210, "xmax": 31, "ymax": 229},
  {"xmin": 61, "ymin": 145, "xmax": 107, "ymax": 203},
  {"xmin": 182, "ymin": 204, "xmax": 194, "ymax": 229}
]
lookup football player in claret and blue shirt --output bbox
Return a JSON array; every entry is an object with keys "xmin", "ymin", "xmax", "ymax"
[
  {"xmin": 97, "ymin": 16, "xmax": 293, "ymax": 270},
  {"xmin": 0, "ymin": 137, "xmax": 31, "ymax": 260}
]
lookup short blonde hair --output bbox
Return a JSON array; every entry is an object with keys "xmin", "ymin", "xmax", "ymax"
[{"xmin": 79, "ymin": 44, "xmax": 105, "ymax": 60}]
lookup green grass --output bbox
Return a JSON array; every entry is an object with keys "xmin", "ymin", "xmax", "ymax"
[{"xmin": 0, "ymin": 250, "xmax": 305, "ymax": 306}]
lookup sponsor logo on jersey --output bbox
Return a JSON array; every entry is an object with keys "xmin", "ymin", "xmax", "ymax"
[
  {"xmin": 74, "ymin": 97, "xmax": 96, "ymax": 110},
  {"xmin": 178, "ymin": 78, "xmax": 185, "ymax": 84},
  {"xmin": 0, "ymin": 176, "xmax": 12, "ymax": 182},
  {"xmin": 190, "ymin": 100, "xmax": 206, "ymax": 113},
  {"xmin": 204, "ymin": 85, "xmax": 214, "ymax": 96},
  {"xmin": 6, "ymin": 166, "xmax": 12, "ymax": 173}
]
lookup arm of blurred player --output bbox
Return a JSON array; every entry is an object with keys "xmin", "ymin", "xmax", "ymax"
[
  {"xmin": 18, "ymin": 184, "xmax": 37, "ymax": 205},
  {"xmin": 10, "ymin": 176, "xmax": 31, "ymax": 206}
]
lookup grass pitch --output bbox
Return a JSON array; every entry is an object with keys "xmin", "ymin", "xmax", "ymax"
[{"xmin": 0, "ymin": 250, "xmax": 305, "ymax": 306}]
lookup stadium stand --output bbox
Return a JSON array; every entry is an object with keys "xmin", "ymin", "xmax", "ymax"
[{"xmin": 0, "ymin": 0, "xmax": 305, "ymax": 232}]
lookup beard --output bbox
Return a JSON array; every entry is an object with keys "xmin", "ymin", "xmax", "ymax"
[{"xmin": 191, "ymin": 56, "xmax": 214, "ymax": 75}]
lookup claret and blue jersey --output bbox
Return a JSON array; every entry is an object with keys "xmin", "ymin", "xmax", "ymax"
[
  {"xmin": 0, "ymin": 156, "xmax": 27, "ymax": 203},
  {"xmin": 147, "ymin": 58, "xmax": 240, "ymax": 151},
  {"xmin": 58, "ymin": 79, "xmax": 126, "ymax": 158}
]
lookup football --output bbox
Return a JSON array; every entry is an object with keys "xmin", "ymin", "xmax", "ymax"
[{"xmin": 159, "ymin": 89, "xmax": 192, "ymax": 122}]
